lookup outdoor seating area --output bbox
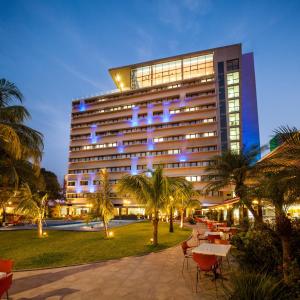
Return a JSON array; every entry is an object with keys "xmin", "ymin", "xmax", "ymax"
[{"xmin": 181, "ymin": 220, "xmax": 236, "ymax": 296}]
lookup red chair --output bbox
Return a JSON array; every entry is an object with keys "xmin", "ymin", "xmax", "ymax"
[
  {"xmin": 181, "ymin": 241, "xmax": 193, "ymax": 272},
  {"xmin": 0, "ymin": 259, "xmax": 13, "ymax": 299},
  {"xmin": 207, "ymin": 234, "xmax": 221, "ymax": 243},
  {"xmin": 192, "ymin": 253, "xmax": 218, "ymax": 292}
]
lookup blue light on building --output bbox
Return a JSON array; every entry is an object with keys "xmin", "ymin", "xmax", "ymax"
[
  {"xmin": 147, "ymin": 138, "xmax": 155, "ymax": 151},
  {"xmin": 90, "ymin": 124, "xmax": 98, "ymax": 144},
  {"xmin": 147, "ymin": 103, "xmax": 154, "ymax": 124},
  {"xmin": 117, "ymin": 141, "xmax": 125, "ymax": 153},
  {"xmin": 131, "ymin": 157, "xmax": 138, "ymax": 175},
  {"xmin": 79, "ymin": 100, "xmax": 86, "ymax": 112},
  {"xmin": 162, "ymin": 101, "xmax": 170, "ymax": 123},
  {"xmin": 131, "ymin": 106, "xmax": 139, "ymax": 127}
]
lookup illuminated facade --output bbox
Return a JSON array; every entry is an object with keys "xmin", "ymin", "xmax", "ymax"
[{"xmin": 66, "ymin": 44, "xmax": 260, "ymax": 215}]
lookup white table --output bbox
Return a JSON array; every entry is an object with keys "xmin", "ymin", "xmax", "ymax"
[
  {"xmin": 204, "ymin": 231, "xmax": 224, "ymax": 237},
  {"xmin": 192, "ymin": 243, "xmax": 231, "ymax": 257}
]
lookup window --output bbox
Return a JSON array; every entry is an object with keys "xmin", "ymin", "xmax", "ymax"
[
  {"xmin": 229, "ymin": 127, "xmax": 240, "ymax": 141},
  {"xmin": 185, "ymin": 176, "xmax": 201, "ymax": 182},
  {"xmin": 227, "ymin": 59, "xmax": 239, "ymax": 71},
  {"xmin": 80, "ymin": 180, "xmax": 89, "ymax": 186},
  {"xmin": 227, "ymin": 72, "xmax": 239, "ymax": 85},
  {"xmin": 230, "ymin": 142, "xmax": 240, "ymax": 153},
  {"xmin": 67, "ymin": 181, "xmax": 76, "ymax": 186},
  {"xmin": 168, "ymin": 149, "xmax": 180, "ymax": 155},
  {"xmin": 229, "ymin": 113, "xmax": 240, "ymax": 126},
  {"xmin": 183, "ymin": 54, "xmax": 214, "ymax": 79},
  {"xmin": 228, "ymin": 99, "xmax": 240, "ymax": 112},
  {"xmin": 228, "ymin": 85, "xmax": 239, "ymax": 98}
]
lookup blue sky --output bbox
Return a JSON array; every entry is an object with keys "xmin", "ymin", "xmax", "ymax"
[{"xmin": 1, "ymin": 0, "xmax": 300, "ymax": 181}]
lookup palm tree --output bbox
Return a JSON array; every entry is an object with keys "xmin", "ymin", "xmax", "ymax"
[
  {"xmin": 117, "ymin": 166, "xmax": 186, "ymax": 245},
  {"xmin": 205, "ymin": 146, "xmax": 263, "ymax": 225},
  {"xmin": 252, "ymin": 126, "xmax": 300, "ymax": 283},
  {"xmin": 17, "ymin": 184, "xmax": 48, "ymax": 238},
  {"xmin": 0, "ymin": 79, "xmax": 43, "ymax": 164},
  {"xmin": 252, "ymin": 168, "xmax": 300, "ymax": 283},
  {"xmin": 172, "ymin": 180, "xmax": 199, "ymax": 228},
  {"xmin": 89, "ymin": 169, "xmax": 114, "ymax": 238},
  {"xmin": 0, "ymin": 79, "xmax": 43, "ymax": 225},
  {"xmin": 165, "ymin": 177, "xmax": 194, "ymax": 232}
]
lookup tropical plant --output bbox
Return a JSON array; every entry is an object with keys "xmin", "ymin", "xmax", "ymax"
[
  {"xmin": 117, "ymin": 166, "xmax": 187, "ymax": 245},
  {"xmin": 205, "ymin": 146, "xmax": 263, "ymax": 225},
  {"xmin": 251, "ymin": 169, "xmax": 300, "ymax": 283},
  {"xmin": 0, "ymin": 78, "xmax": 43, "ymax": 164},
  {"xmin": 164, "ymin": 177, "xmax": 195, "ymax": 232},
  {"xmin": 17, "ymin": 184, "xmax": 48, "ymax": 238},
  {"xmin": 251, "ymin": 126, "xmax": 300, "ymax": 283},
  {"xmin": 0, "ymin": 79, "xmax": 44, "ymax": 224},
  {"xmin": 226, "ymin": 270, "xmax": 291, "ymax": 300},
  {"xmin": 173, "ymin": 181, "xmax": 200, "ymax": 228},
  {"xmin": 89, "ymin": 169, "xmax": 114, "ymax": 238}
]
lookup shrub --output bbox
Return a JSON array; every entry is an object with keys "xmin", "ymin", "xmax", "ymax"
[
  {"xmin": 231, "ymin": 228, "xmax": 282, "ymax": 274},
  {"xmin": 226, "ymin": 271, "xmax": 292, "ymax": 300}
]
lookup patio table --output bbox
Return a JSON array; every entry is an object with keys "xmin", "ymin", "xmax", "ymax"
[
  {"xmin": 204, "ymin": 231, "xmax": 224, "ymax": 237},
  {"xmin": 192, "ymin": 243, "xmax": 231, "ymax": 257}
]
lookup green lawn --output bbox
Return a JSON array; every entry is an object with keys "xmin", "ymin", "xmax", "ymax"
[{"xmin": 0, "ymin": 221, "xmax": 191, "ymax": 270}]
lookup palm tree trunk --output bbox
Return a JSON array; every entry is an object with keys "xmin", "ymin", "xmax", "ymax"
[
  {"xmin": 103, "ymin": 220, "xmax": 109, "ymax": 238},
  {"xmin": 169, "ymin": 206, "xmax": 174, "ymax": 233},
  {"xmin": 153, "ymin": 211, "xmax": 159, "ymax": 246},
  {"xmin": 257, "ymin": 200, "xmax": 263, "ymax": 223},
  {"xmin": 37, "ymin": 218, "xmax": 43, "ymax": 238},
  {"xmin": 2, "ymin": 204, "xmax": 6, "ymax": 225},
  {"xmin": 180, "ymin": 209, "xmax": 184, "ymax": 228},
  {"xmin": 281, "ymin": 235, "xmax": 291, "ymax": 283}
]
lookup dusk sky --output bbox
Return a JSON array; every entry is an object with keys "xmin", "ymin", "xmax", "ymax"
[{"xmin": 1, "ymin": 0, "xmax": 300, "ymax": 181}]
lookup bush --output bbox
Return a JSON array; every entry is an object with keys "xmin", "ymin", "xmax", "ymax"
[
  {"xmin": 226, "ymin": 271, "xmax": 292, "ymax": 300},
  {"xmin": 231, "ymin": 228, "xmax": 282, "ymax": 274}
]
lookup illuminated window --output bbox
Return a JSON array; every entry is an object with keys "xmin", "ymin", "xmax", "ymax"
[
  {"xmin": 229, "ymin": 127, "xmax": 240, "ymax": 141},
  {"xmin": 229, "ymin": 113, "xmax": 240, "ymax": 126},
  {"xmin": 67, "ymin": 181, "xmax": 76, "ymax": 186},
  {"xmin": 228, "ymin": 85, "xmax": 239, "ymax": 98},
  {"xmin": 228, "ymin": 99, "xmax": 240, "ymax": 112},
  {"xmin": 183, "ymin": 54, "xmax": 214, "ymax": 79},
  {"xmin": 230, "ymin": 142, "xmax": 240, "ymax": 153},
  {"xmin": 131, "ymin": 53, "xmax": 214, "ymax": 89},
  {"xmin": 185, "ymin": 176, "xmax": 201, "ymax": 182},
  {"xmin": 227, "ymin": 72, "xmax": 239, "ymax": 85}
]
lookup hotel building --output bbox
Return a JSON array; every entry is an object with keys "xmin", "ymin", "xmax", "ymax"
[{"xmin": 65, "ymin": 43, "xmax": 260, "ymax": 215}]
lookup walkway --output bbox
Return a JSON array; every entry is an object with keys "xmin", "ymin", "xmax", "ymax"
[{"xmin": 10, "ymin": 224, "xmax": 229, "ymax": 300}]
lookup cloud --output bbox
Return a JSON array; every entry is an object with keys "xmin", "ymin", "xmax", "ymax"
[
  {"xmin": 157, "ymin": 0, "xmax": 212, "ymax": 32},
  {"xmin": 54, "ymin": 58, "xmax": 104, "ymax": 90}
]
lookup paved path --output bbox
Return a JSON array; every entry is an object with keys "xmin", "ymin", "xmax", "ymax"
[{"xmin": 10, "ymin": 224, "xmax": 229, "ymax": 300}]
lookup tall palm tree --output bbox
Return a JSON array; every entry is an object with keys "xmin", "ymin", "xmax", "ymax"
[
  {"xmin": 117, "ymin": 166, "xmax": 185, "ymax": 246},
  {"xmin": 17, "ymin": 184, "xmax": 48, "ymax": 238},
  {"xmin": 205, "ymin": 146, "xmax": 263, "ymax": 225},
  {"xmin": 0, "ymin": 79, "xmax": 43, "ymax": 224},
  {"xmin": 89, "ymin": 169, "xmax": 114, "ymax": 238}
]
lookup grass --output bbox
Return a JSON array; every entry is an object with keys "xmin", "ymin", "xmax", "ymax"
[{"xmin": 0, "ymin": 221, "xmax": 191, "ymax": 270}]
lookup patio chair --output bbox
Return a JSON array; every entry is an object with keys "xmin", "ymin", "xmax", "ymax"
[
  {"xmin": 207, "ymin": 234, "xmax": 221, "ymax": 243},
  {"xmin": 0, "ymin": 259, "xmax": 13, "ymax": 300},
  {"xmin": 192, "ymin": 253, "xmax": 218, "ymax": 293},
  {"xmin": 181, "ymin": 240, "xmax": 195, "ymax": 272}
]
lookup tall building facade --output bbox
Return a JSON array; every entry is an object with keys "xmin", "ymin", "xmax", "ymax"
[{"xmin": 66, "ymin": 44, "xmax": 260, "ymax": 215}]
